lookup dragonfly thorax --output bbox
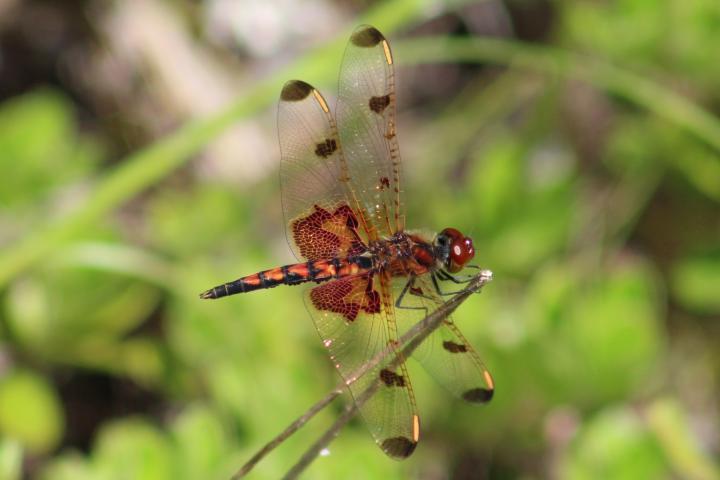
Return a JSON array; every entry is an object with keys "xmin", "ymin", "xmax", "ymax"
[{"xmin": 363, "ymin": 232, "xmax": 432, "ymax": 277}]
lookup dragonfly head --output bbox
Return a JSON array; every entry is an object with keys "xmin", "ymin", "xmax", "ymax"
[{"xmin": 434, "ymin": 228, "xmax": 475, "ymax": 273}]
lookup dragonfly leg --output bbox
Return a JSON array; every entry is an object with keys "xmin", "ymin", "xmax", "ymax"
[
  {"xmin": 437, "ymin": 269, "xmax": 477, "ymax": 284},
  {"xmin": 432, "ymin": 272, "xmax": 476, "ymax": 296},
  {"xmin": 395, "ymin": 275, "xmax": 430, "ymax": 316}
]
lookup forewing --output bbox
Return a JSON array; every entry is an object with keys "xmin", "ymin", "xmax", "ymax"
[
  {"xmin": 336, "ymin": 25, "xmax": 405, "ymax": 238},
  {"xmin": 278, "ymin": 80, "xmax": 366, "ymax": 260},
  {"xmin": 305, "ymin": 273, "xmax": 420, "ymax": 459},
  {"xmin": 395, "ymin": 275, "xmax": 495, "ymax": 403}
]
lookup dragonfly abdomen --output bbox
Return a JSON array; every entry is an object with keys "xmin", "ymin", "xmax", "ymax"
[{"xmin": 200, "ymin": 256, "xmax": 375, "ymax": 299}]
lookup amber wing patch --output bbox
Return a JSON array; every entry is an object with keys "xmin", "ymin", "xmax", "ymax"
[
  {"xmin": 310, "ymin": 275, "xmax": 380, "ymax": 322},
  {"xmin": 291, "ymin": 204, "xmax": 366, "ymax": 261}
]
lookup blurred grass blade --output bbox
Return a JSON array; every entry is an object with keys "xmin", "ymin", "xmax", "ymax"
[
  {"xmin": 0, "ymin": 0, "xmax": 468, "ymax": 288},
  {"xmin": 396, "ymin": 36, "xmax": 720, "ymax": 153},
  {"xmin": 52, "ymin": 242, "xmax": 175, "ymax": 287},
  {"xmin": 2, "ymin": 32, "xmax": 720, "ymax": 288},
  {"xmin": 646, "ymin": 398, "xmax": 720, "ymax": 480}
]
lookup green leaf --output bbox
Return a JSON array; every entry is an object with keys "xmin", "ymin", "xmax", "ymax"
[
  {"xmin": 469, "ymin": 134, "xmax": 525, "ymax": 229},
  {"xmin": 171, "ymin": 404, "xmax": 229, "ymax": 479},
  {"xmin": 93, "ymin": 419, "xmax": 175, "ymax": 480},
  {"xmin": 0, "ymin": 439, "xmax": 22, "ymax": 480},
  {"xmin": 671, "ymin": 250, "xmax": 720, "ymax": 313},
  {"xmin": 5, "ymin": 266, "xmax": 162, "ymax": 370},
  {"xmin": 560, "ymin": 406, "xmax": 670, "ymax": 479},
  {"xmin": 537, "ymin": 258, "xmax": 663, "ymax": 403},
  {"xmin": 0, "ymin": 370, "xmax": 63, "ymax": 454},
  {"xmin": 0, "ymin": 88, "xmax": 100, "ymax": 207},
  {"xmin": 39, "ymin": 453, "xmax": 94, "ymax": 480},
  {"xmin": 561, "ymin": 0, "xmax": 665, "ymax": 65},
  {"xmin": 465, "ymin": 133, "xmax": 576, "ymax": 274}
]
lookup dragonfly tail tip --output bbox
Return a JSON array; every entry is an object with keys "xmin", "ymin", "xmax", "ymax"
[{"xmin": 199, "ymin": 290, "xmax": 215, "ymax": 299}]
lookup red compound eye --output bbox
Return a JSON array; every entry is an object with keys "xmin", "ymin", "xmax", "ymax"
[{"xmin": 441, "ymin": 228, "xmax": 475, "ymax": 272}]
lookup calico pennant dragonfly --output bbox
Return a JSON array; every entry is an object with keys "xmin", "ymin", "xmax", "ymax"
[{"xmin": 200, "ymin": 25, "xmax": 494, "ymax": 459}]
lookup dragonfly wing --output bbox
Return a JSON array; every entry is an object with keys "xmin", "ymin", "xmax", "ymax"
[
  {"xmin": 281, "ymin": 26, "xmax": 423, "ymax": 459},
  {"xmin": 278, "ymin": 80, "xmax": 368, "ymax": 260},
  {"xmin": 305, "ymin": 272, "xmax": 420, "ymax": 459},
  {"xmin": 394, "ymin": 275, "xmax": 495, "ymax": 403},
  {"xmin": 336, "ymin": 25, "xmax": 405, "ymax": 238}
]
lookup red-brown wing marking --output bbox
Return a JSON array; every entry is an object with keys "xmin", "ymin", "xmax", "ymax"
[
  {"xmin": 278, "ymin": 80, "xmax": 369, "ymax": 261},
  {"xmin": 291, "ymin": 203, "xmax": 366, "ymax": 261},
  {"xmin": 394, "ymin": 275, "xmax": 495, "ymax": 403},
  {"xmin": 305, "ymin": 274, "xmax": 420, "ymax": 459},
  {"xmin": 336, "ymin": 25, "xmax": 405, "ymax": 239},
  {"xmin": 310, "ymin": 274, "xmax": 380, "ymax": 322}
]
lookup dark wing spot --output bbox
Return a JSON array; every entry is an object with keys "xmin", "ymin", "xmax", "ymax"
[
  {"xmin": 381, "ymin": 437, "xmax": 417, "ymax": 458},
  {"xmin": 314, "ymin": 138, "xmax": 337, "ymax": 158},
  {"xmin": 281, "ymin": 80, "xmax": 314, "ymax": 101},
  {"xmin": 462, "ymin": 388, "xmax": 494, "ymax": 403},
  {"xmin": 379, "ymin": 176, "xmax": 390, "ymax": 189},
  {"xmin": 379, "ymin": 368, "xmax": 405, "ymax": 387},
  {"xmin": 379, "ymin": 369, "xmax": 393, "ymax": 386},
  {"xmin": 369, "ymin": 95, "xmax": 391, "ymax": 113},
  {"xmin": 442, "ymin": 341, "xmax": 468, "ymax": 353},
  {"xmin": 351, "ymin": 26, "xmax": 385, "ymax": 47}
]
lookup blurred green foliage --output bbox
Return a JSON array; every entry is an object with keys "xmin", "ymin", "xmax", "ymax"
[
  {"xmin": 0, "ymin": 370, "xmax": 63, "ymax": 454},
  {"xmin": 0, "ymin": 0, "xmax": 719, "ymax": 479},
  {"xmin": 0, "ymin": 89, "xmax": 100, "ymax": 210}
]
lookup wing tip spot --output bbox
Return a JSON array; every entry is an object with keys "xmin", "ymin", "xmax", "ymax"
[
  {"xmin": 281, "ymin": 80, "xmax": 314, "ymax": 101},
  {"xmin": 351, "ymin": 25, "xmax": 385, "ymax": 47},
  {"xmin": 381, "ymin": 436, "xmax": 417, "ymax": 459},
  {"xmin": 462, "ymin": 387, "xmax": 494, "ymax": 404}
]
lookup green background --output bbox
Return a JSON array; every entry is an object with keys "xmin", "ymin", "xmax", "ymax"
[{"xmin": 0, "ymin": 0, "xmax": 718, "ymax": 478}]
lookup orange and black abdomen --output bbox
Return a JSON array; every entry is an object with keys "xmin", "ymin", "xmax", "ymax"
[{"xmin": 199, "ymin": 256, "xmax": 374, "ymax": 299}]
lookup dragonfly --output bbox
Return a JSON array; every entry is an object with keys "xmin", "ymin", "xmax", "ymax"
[{"xmin": 200, "ymin": 25, "xmax": 494, "ymax": 459}]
